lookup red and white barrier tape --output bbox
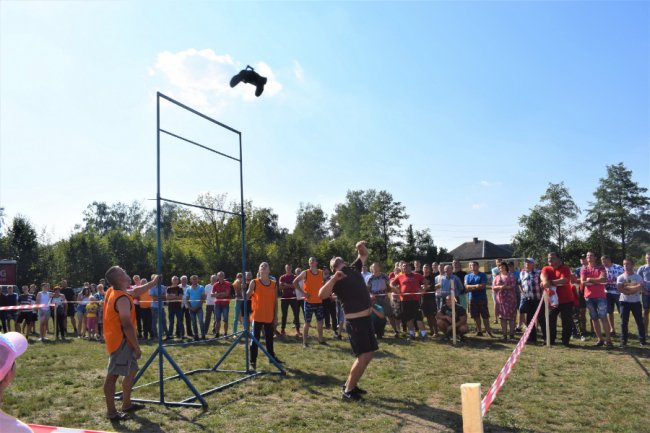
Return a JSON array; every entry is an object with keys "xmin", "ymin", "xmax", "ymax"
[
  {"xmin": 28, "ymin": 424, "xmax": 114, "ymax": 433},
  {"xmin": 0, "ymin": 304, "xmax": 55, "ymax": 311},
  {"xmin": 480, "ymin": 297, "xmax": 544, "ymax": 416}
]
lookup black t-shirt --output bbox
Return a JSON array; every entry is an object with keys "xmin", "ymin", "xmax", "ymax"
[
  {"xmin": 454, "ymin": 271, "xmax": 467, "ymax": 294},
  {"xmin": 423, "ymin": 274, "xmax": 436, "ymax": 293},
  {"xmin": 166, "ymin": 285, "xmax": 183, "ymax": 311},
  {"xmin": 61, "ymin": 287, "xmax": 76, "ymax": 302},
  {"xmin": 441, "ymin": 303, "xmax": 467, "ymax": 322},
  {"xmin": 332, "ymin": 257, "xmax": 371, "ymax": 315}
]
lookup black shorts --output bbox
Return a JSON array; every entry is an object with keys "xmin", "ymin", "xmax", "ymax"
[
  {"xmin": 470, "ymin": 300, "xmax": 489, "ymax": 319},
  {"xmin": 67, "ymin": 303, "xmax": 76, "ymax": 317},
  {"xmin": 17, "ymin": 312, "xmax": 35, "ymax": 324},
  {"xmin": 606, "ymin": 293, "xmax": 620, "ymax": 314},
  {"xmin": 345, "ymin": 315, "xmax": 378, "ymax": 357},
  {"xmin": 401, "ymin": 300, "xmax": 423, "ymax": 323}
]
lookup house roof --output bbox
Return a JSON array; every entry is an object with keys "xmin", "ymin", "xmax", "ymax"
[{"xmin": 449, "ymin": 238, "xmax": 515, "ymax": 261}]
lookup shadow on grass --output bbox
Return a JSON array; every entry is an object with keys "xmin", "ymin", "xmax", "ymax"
[
  {"xmin": 373, "ymin": 395, "xmax": 545, "ymax": 433},
  {"xmin": 283, "ymin": 366, "xmax": 341, "ymax": 396},
  {"xmin": 629, "ymin": 352, "xmax": 650, "ymax": 379}
]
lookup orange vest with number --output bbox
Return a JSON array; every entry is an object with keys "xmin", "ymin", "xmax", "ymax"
[
  {"xmin": 251, "ymin": 279, "xmax": 276, "ymax": 323},
  {"xmin": 103, "ymin": 287, "xmax": 136, "ymax": 354},
  {"xmin": 304, "ymin": 269, "xmax": 323, "ymax": 304}
]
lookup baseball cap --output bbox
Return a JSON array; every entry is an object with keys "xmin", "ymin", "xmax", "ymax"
[
  {"xmin": 525, "ymin": 258, "xmax": 535, "ymax": 264},
  {"xmin": 0, "ymin": 332, "xmax": 28, "ymax": 381}
]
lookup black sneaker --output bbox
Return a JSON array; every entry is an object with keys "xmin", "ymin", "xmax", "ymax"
[
  {"xmin": 341, "ymin": 389, "xmax": 362, "ymax": 401},
  {"xmin": 341, "ymin": 385, "xmax": 367, "ymax": 395},
  {"xmin": 476, "ymin": 331, "xmax": 483, "ymax": 337}
]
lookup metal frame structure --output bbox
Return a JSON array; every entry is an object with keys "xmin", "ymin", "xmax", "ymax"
[{"xmin": 115, "ymin": 92, "xmax": 285, "ymax": 408}]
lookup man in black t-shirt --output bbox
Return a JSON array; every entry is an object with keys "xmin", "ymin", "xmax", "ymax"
[
  {"xmin": 436, "ymin": 295, "xmax": 469, "ymax": 341},
  {"xmin": 60, "ymin": 279, "xmax": 78, "ymax": 337},
  {"xmin": 319, "ymin": 241, "xmax": 377, "ymax": 401}
]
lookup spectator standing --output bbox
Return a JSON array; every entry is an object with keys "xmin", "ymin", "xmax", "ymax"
[
  {"xmin": 166, "ymin": 276, "xmax": 184, "ymax": 340},
  {"xmin": 541, "ymin": 253, "xmax": 576, "ymax": 347},
  {"xmin": 204, "ymin": 275, "xmax": 217, "ymax": 337},
  {"xmin": 279, "ymin": 265, "xmax": 300, "ymax": 337},
  {"xmin": 581, "ymin": 251, "xmax": 612, "ymax": 347},
  {"xmin": 212, "ymin": 272, "xmax": 231, "ymax": 337},
  {"xmin": 368, "ymin": 262, "xmax": 398, "ymax": 337},
  {"xmin": 617, "ymin": 258, "xmax": 646, "ymax": 347},
  {"xmin": 50, "ymin": 286, "xmax": 67, "ymax": 340},
  {"xmin": 59, "ymin": 279, "xmax": 77, "ymax": 337},
  {"xmin": 492, "ymin": 263, "xmax": 517, "ymax": 341},
  {"xmin": 187, "ymin": 275, "xmax": 206, "ymax": 341},
  {"xmin": 15, "ymin": 286, "xmax": 35, "ymax": 336},
  {"xmin": 519, "ymin": 259, "xmax": 544, "ymax": 343},
  {"xmin": 452, "ymin": 260, "xmax": 468, "ymax": 309},
  {"xmin": 465, "ymin": 261, "xmax": 493, "ymax": 337},
  {"xmin": 149, "ymin": 275, "xmax": 167, "ymax": 340},
  {"xmin": 390, "ymin": 261, "xmax": 428, "ymax": 341},
  {"xmin": 293, "ymin": 258, "xmax": 326, "ymax": 347},
  {"xmin": 601, "ymin": 255, "xmax": 624, "ymax": 336},
  {"xmin": 421, "ymin": 264, "xmax": 438, "ymax": 336},
  {"xmin": 180, "ymin": 276, "xmax": 194, "ymax": 338},
  {"xmin": 36, "ymin": 283, "xmax": 51, "ymax": 341},
  {"xmin": 0, "ymin": 286, "xmax": 18, "ymax": 334},
  {"xmin": 637, "ymin": 252, "xmax": 650, "ymax": 337},
  {"xmin": 247, "ymin": 262, "xmax": 281, "ymax": 370}
]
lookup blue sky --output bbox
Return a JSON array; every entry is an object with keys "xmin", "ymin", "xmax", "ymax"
[{"xmin": 1, "ymin": 1, "xmax": 648, "ymax": 250}]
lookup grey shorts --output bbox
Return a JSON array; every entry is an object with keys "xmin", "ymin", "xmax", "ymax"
[{"xmin": 107, "ymin": 340, "xmax": 139, "ymax": 377}]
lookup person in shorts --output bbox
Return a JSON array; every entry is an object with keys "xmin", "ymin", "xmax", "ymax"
[
  {"xmin": 320, "ymin": 241, "xmax": 377, "ymax": 401},
  {"xmin": 436, "ymin": 295, "xmax": 469, "ymax": 341},
  {"xmin": 465, "ymin": 261, "xmax": 493, "ymax": 337},
  {"xmin": 581, "ymin": 251, "xmax": 612, "ymax": 347},
  {"xmin": 15, "ymin": 286, "xmax": 35, "ymax": 336},
  {"xmin": 103, "ymin": 266, "xmax": 159, "ymax": 421},
  {"xmin": 366, "ymin": 263, "xmax": 397, "ymax": 335},
  {"xmin": 421, "ymin": 264, "xmax": 438, "ymax": 336},
  {"xmin": 293, "ymin": 258, "xmax": 326, "ymax": 347},
  {"xmin": 390, "ymin": 262, "xmax": 428, "ymax": 341},
  {"xmin": 35, "ymin": 283, "xmax": 51, "ymax": 341},
  {"xmin": 212, "ymin": 272, "xmax": 232, "ymax": 337}
]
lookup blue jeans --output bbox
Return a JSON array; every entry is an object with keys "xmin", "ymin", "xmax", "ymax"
[
  {"xmin": 151, "ymin": 308, "xmax": 167, "ymax": 338},
  {"xmin": 190, "ymin": 308, "xmax": 205, "ymax": 338},
  {"xmin": 620, "ymin": 301, "xmax": 646, "ymax": 344},
  {"xmin": 233, "ymin": 300, "xmax": 244, "ymax": 333},
  {"xmin": 167, "ymin": 308, "xmax": 184, "ymax": 338}
]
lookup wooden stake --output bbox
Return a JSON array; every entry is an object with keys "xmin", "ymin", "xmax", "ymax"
[
  {"xmin": 461, "ymin": 383, "xmax": 484, "ymax": 433},
  {"xmin": 451, "ymin": 280, "xmax": 457, "ymax": 345},
  {"xmin": 544, "ymin": 291, "xmax": 550, "ymax": 348}
]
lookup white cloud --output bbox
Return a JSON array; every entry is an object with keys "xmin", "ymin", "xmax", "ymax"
[
  {"xmin": 293, "ymin": 60, "xmax": 304, "ymax": 81},
  {"xmin": 149, "ymin": 48, "xmax": 282, "ymax": 112},
  {"xmin": 480, "ymin": 180, "xmax": 502, "ymax": 188},
  {"xmin": 471, "ymin": 203, "xmax": 482, "ymax": 209}
]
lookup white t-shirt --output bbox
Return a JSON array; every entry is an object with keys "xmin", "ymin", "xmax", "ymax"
[
  {"xmin": 0, "ymin": 409, "xmax": 32, "ymax": 433},
  {"xmin": 205, "ymin": 283, "xmax": 215, "ymax": 306},
  {"xmin": 617, "ymin": 273, "xmax": 643, "ymax": 303}
]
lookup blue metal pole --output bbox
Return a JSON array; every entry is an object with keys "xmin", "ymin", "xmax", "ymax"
[
  {"xmin": 156, "ymin": 92, "xmax": 165, "ymax": 403},
  {"xmin": 239, "ymin": 132, "xmax": 249, "ymax": 370}
]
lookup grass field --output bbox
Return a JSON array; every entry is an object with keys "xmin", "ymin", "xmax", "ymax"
[{"xmin": 2, "ymin": 303, "xmax": 649, "ymax": 433}]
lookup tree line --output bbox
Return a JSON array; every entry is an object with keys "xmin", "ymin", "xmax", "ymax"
[
  {"xmin": 513, "ymin": 162, "xmax": 650, "ymax": 266},
  {"xmin": 1, "ymin": 162, "xmax": 647, "ymax": 287},
  {"xmin": 0, "ymin": 190, "xmax": 452, "ymax": 287}
]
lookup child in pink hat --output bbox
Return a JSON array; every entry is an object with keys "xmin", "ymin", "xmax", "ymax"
[{"xmin": 0, "ymin": 332, "xmax": 31, "ymax": 432}]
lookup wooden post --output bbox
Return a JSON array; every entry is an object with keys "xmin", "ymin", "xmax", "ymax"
[
  {"xmin": 544, "ymin": 291, "xmax": 550, "ymax": 348},
  {"xmin": 451, "ymin": 279, "xmax": 457, "ymax": 345},
  {"xmin": 461, "ymin": 383, "xmax": 484, "ymax": 433}
]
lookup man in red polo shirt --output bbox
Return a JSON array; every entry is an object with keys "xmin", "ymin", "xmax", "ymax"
[
  {"xmin": 390, "ymin": 262, "xmax": 428, "ymax": 341},
  {"xmin": 540, "ymin": 252, "xmax": 576, "ymax": 347}
]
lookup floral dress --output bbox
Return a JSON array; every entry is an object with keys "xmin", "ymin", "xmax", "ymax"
[{"xmin": 494, "ymin": 273, "xmax": 517, "ymax": 320}]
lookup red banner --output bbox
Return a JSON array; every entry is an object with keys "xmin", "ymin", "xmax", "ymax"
[{"xmin": 0, "ymin": 260, "xmax": 17, "ymax": 286}]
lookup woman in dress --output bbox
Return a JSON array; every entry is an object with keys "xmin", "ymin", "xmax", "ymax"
[{"xmin": 492, "ymin": 262, "xmax": 517, "ymax": 340}]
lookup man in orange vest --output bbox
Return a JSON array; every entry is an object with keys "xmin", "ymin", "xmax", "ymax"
[
  {"xmin": 102, "ymin": 266, "xmax": 160, "ymax": 421},
  {"xmin": 246, "ymin": 262, "xmax": 281, "ymax": 370},
  {"xmin": 293, "ymin": 257, "xmax": 326, "ymax": 348}
]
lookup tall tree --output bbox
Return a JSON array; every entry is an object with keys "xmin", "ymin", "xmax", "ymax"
[
  {"xmin": 6, "ymin": 216, "xmax": 41, "ymax": 284},
  {"xmin": 512, "ymin": 205, "xmax": 555, "ymax": 264},
  {"xmin": 330, "ymin": 190, "xmax": 376, "ymax": 240},
  {"xmin": 400, "ymin": 224, "xmax": 417, "ymax": 261},
  {"xmin": 294, "ymin": 203, "xmax": 329, "ymax": 245},
  {"xmin": 362, "ymin": 190, "xmax": 408, "ymax": 262},
  {"xmin": 585, "ymin": 163, "xmax": 650, "ymax": 257},
  {"xmin": 539, "ymin": 182, "xmax": 580, "ymax": 254}
]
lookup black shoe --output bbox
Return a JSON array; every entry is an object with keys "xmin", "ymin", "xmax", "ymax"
[
  {"xmin": 595, "ymin": 340, "xmax": 605, "ymax": 347},
  {"xmin": 476, "ymin": 331, "xmax": 483, "ymax": 337},
  {"xmin": 639, "ymin": 341, "xmax": 646, "ymax": 347},
  {"xmin": 341, "ymin": 385, "xmax": 367, "ymax": 395},
  {"xmin": 605, "ymin": 341, "xmax": 614, "ymax": 348},
  {"xmin": 318, "ymin": 340, "xmax": 328, "ymax": 346},
  {"xmin": 341, "ymin": 389, "xmax": 362, "ymax": 401}
]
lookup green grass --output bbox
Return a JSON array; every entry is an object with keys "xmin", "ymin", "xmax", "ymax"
[{"xmin": 3, "ymin": 307, "xmax": 649, "ymax": 433}]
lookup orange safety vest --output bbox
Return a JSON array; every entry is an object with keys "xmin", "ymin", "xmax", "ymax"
[
  {"xmin": 251, "ymin": 278, "xmax": 276, "ymax": 323},
  {"xmin": 304, "ymin": 269, "xmax": 323, "ymax": 304},
  {"xmin": 103, "ymin": 287, "xmax": 136, "ymax": 354}
]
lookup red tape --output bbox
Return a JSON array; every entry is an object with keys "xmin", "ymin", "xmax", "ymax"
[{"xmin": 480, "ymin": 297, "xmax": 544, "ymax": 416}]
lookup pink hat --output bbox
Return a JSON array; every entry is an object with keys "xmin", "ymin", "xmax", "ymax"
[{"xmin": 0, "ymin": 332, "xmax": 28, "ymax": 381}]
